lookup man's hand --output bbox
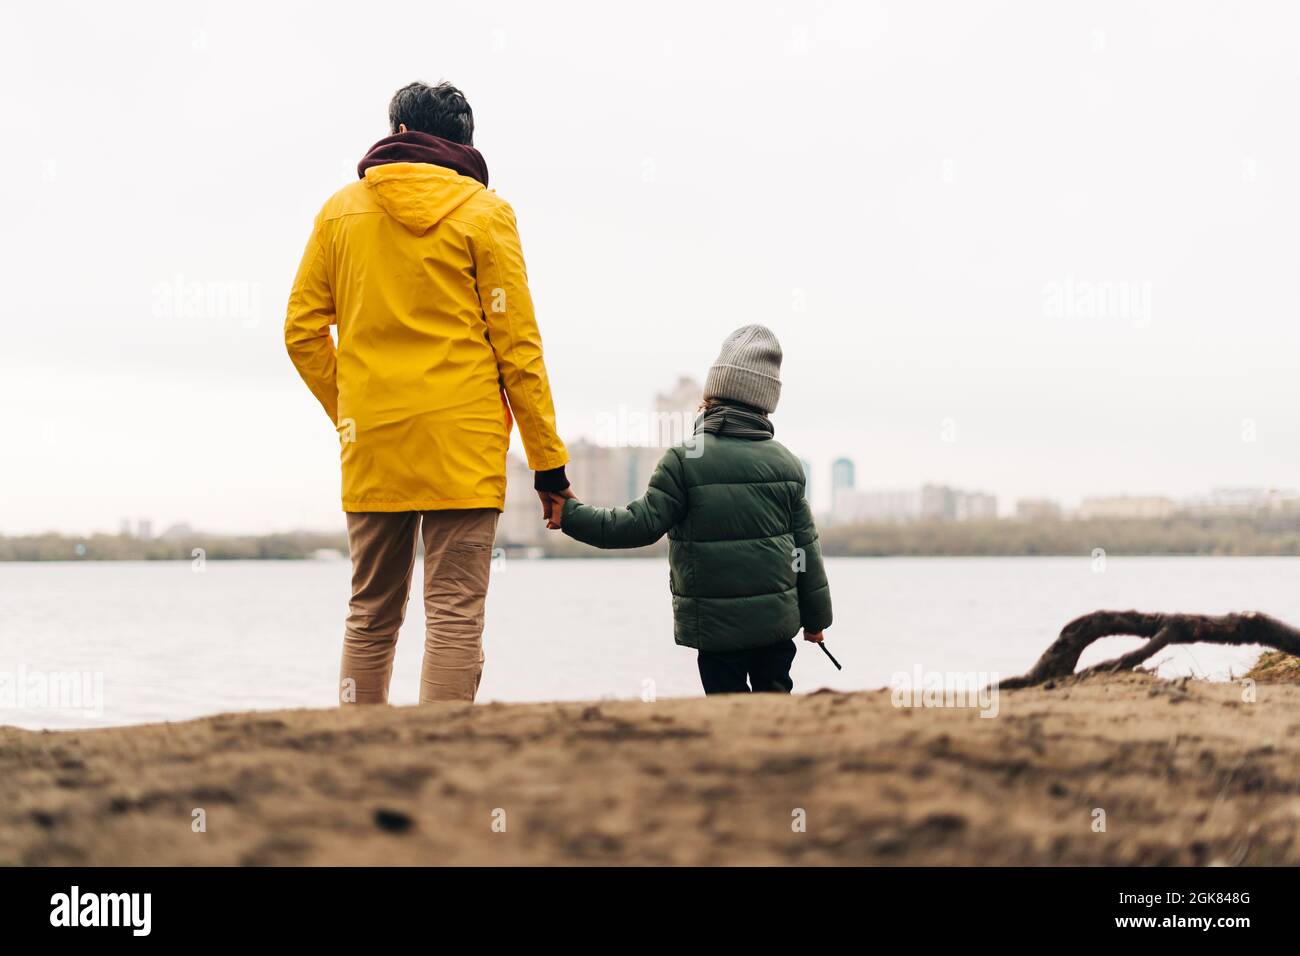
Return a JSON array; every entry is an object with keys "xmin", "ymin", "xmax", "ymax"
[
  {"xmin": 803, "ymin": 629, "xmax": 825, "ymax": 643},
  {"xmin": 539, "ymin": 488, "xmax": 575, "ymax": 530}
]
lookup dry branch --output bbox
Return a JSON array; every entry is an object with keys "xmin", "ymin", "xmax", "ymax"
[{"xmin": 1000, "ymin": 610, "xmax": 1300, "ymax": 689}]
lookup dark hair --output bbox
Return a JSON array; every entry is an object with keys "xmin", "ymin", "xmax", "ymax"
[{"xmin": 388, "ymin": 81, "xmax": 475, "ymax": 144}]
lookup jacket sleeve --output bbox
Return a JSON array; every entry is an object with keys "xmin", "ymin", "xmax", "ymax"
[
  {"xmin": 471, "ymin": 201, "xmax": 568, "ymax": 471},
  {"xmin": 792, "ymin": 491, "xmax": 833, "ymax": 632},
  {"xmin": 561, "ymin": 450, "xmax": 687, "ymax": 549},
  {"xmin": 284, "ymin": 216, "xmax": 339, "ymax": 424}
]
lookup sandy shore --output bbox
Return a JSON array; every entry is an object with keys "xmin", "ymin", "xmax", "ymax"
[{"xmin": 3, "ymin": 673, "xmax": 1298, "ymax": 866}]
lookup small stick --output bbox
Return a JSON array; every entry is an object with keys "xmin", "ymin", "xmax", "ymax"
[{"xmin": 817, "ymin": 642, "xmax": 842, "ymax": 670}]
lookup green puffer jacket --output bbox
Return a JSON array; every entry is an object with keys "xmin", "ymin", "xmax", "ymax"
[{"xmin": 560, "ymin": 421, "xmax": 833, "ymax": 652}]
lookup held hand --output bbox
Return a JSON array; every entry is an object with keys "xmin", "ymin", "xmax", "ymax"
[
  {"xmin": 803, "ymin": 629, "xmax": 825, "ymax": 643},
  {"xmin": 544, "ymin": 489, "xmax": 576, "ymax": 530}
]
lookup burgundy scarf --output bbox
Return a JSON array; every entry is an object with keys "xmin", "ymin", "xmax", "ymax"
[{"xmin": 357, "ymin": 130, "xmax": 489, "ymax": 186}]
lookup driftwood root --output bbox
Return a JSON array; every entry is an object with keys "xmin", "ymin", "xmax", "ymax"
[{"xmin": 1000, "ymin": 610, "xmax": 1300, "ymax": 689}]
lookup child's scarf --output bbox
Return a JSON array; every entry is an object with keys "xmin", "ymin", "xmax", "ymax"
[{"xmin": 693, "ymin": 402, "xmax": 775, "ymax": 440}]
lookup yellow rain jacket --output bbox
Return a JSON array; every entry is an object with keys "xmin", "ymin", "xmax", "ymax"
[{"xmin": 285, "ymin": 163, "xmax": 567, "ymax": 512}]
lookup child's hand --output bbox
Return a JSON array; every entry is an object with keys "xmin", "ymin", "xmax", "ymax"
[
  {"xmin": 803, "ymin": 629, "xmax": 824, "ymax": 643},
  {"xmin": 544, "ymin": 490, "xmax": 574, "ymax": 530}
]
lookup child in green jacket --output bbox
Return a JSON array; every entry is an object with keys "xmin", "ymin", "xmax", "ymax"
[{"xmin": 544, "ymin": 325, "xmax": 833, "ymax": 694}]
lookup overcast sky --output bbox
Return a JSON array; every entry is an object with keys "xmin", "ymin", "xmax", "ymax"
[{"xmin": 2, "ymin": 0, "xmax": 1297, "ymax": 534}]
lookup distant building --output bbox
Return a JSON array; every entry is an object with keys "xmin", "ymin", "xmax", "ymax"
[
  {"xmin": 832, "ymin": 488, "xmax": 921, "ymax": 525},
  {"xmin": 1183, "ymin": 487, "xmax": 1299, "ymax": 515},
  {"xmin": 500, "ymin": 440, "xmax": 665, "ymax": 548},
  {"xmin": 565, "ymin": 438, "xmax": 659, "ymax": 508},
  {"xmin": 653, "ymin": 375, "xmax": 703, "ymax": 447},
  {"xmin": 828, "ymin": 483, "xmax": 997, "ymax": 525},
  {"xmin": 499, "ymin": 454, "xmax": 544, "ymax": 547},
  {"xmin": 1077, "ymin": 496, "xmax": 1177, "ymax": 520},
  {"xmin": 135, "ymin": 519, "xmax": 153, "ymax": 541},
  {"xmin": 917, "ymin": 485, "xmax": 997, "ymax": 522},
  {"xmin": 829, "ymin": 458, "xmax": 858, "ymax": 519},
  {"xmin": 954, "ymin": 491, "xmax": 998, "ymax": 522},
  {"xmin": 502, "ymin": 378, "xmax": 702, "ymax": 548},
  {"xmin": 920, "ymin": 484, "xmax": 955, "ymax": 521},
  {"xmin": 1015, "ymin": 497, "xmax": 1063, "ymax": 521},
  {"xmin": 656, "ymin": 375, "xmax": 702, "ymax": 413},
  {"xmin": 831, "ymin": 457, "xmax": 856, "ymax": 491}
]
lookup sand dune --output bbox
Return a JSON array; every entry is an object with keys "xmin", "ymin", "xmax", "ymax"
[{"xmin": 3, "ymin": 673, "xmax": 1297, "ymax": 866}]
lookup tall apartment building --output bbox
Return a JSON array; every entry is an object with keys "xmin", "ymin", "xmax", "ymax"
[
  {"xmin": 829, "ymin": 457, "xmax": 858, "ymax": 522},
  {"xmin": 654, "ymin": 375, "xmax": 703, "ymax": 446},
  {"xmin": 831, "ymin": 457, "xmax": 855, "ymax": 492},
  {"xmin": 498, "ymin": 377, "xmax": 704, "ymax": 548}
]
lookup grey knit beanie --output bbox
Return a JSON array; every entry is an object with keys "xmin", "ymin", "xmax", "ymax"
[{"xmin": 702, "ymin": 324, "xmax": 783, "ymax": 413}]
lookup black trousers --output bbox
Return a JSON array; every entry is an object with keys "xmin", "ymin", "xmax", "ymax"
[{"xmin": 697, "ymin": 639, "xmax": 797, "ymax": 695}]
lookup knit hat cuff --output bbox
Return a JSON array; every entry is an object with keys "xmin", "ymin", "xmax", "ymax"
[{"xmin": 703, "ymin": 363, "xmax": 782, "ymax": 414}]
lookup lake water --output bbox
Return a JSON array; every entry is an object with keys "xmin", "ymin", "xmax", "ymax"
[{"xmin": 2, "ymin": 557, "xmax": 1295, "ymax": 730}]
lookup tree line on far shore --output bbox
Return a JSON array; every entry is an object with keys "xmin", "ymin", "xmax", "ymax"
[
  {"xmin": 3, "ymin": 512, "xmax": 1299, "ymax": 561},
  {"xmin": 0, "ymin": 531, "xmax": 348, "ymax": 562},
  {"xmin": 819, "ymin": 511, "xmax": 1300, "ymax": 557}
]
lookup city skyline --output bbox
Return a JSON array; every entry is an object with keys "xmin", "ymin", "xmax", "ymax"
[
  {"xmin": 82, "ymin": 450, "xmax": 1298, "ymax": 544},
  {"xmin": 15, "ymin": 407, "xmax": 1300, "ymax": 538},
  {"xmin": 4, "ymin": 2, "xmax": 1299, "ymax": 535}
]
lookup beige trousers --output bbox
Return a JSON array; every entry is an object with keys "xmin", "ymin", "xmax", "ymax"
[{"xmin": 340, "ymin": 508, "xmax": 499, "ymax": 705}]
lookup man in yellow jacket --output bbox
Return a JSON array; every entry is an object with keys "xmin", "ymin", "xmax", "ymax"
[{"xmin": 286, "ymin": 80, "xmax": 571, "ymax": 705}]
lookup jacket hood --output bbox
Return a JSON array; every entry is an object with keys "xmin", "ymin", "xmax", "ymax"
[
  {"xmin": 361, "ymin": 163, "xmax": 484, "ymax": 235},
  {"xmin": 358, "ymin": 130, "xmax": 489, "ymax": 235}
]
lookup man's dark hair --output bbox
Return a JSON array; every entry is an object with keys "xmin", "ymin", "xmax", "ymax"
[{"xmin": 388, "ymin": 81, "xmax": 475, "ymax": 144}]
